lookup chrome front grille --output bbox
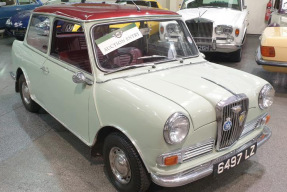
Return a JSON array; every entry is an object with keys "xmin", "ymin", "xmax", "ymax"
[
  {"xmin": 216, "ymin": 94, "xmax": 249, "ymax": 151},
  {"xmin": 185, "ymin": 18, "xmax": 213, "ymax": 43},
  {"xmin": 182, "ymin": 140, "xmax": 214, "ymax": 162}
]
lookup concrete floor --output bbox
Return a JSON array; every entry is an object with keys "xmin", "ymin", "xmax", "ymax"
[{"xmin": 0, "ymin": 35, "xmax": 286, "ymax": 192}]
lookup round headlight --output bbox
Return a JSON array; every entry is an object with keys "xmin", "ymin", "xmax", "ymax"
[
  {"xmin": 164, "ymin": 113, "xmax": 190, "ymax": 144},
  {"xmin": 259, "ymin": 84, "xmax": 275, "ymax": 109},
  {"xmin": 215, "ymin": 26, "xmax": 223, "ymax": 35}
]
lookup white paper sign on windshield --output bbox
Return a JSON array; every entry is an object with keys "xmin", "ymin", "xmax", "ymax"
[{"xmin": 95, "ymin": 23, "xmax": 143, "ymax": 55}]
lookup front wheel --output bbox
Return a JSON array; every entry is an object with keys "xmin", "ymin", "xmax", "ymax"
[
  {"xmin": 103, "ymin": 133, "xmax": 150, "ymax": 192},
  {"xmin": 19, "ymin": 74, "xmax": 41, "ymax": 113}
]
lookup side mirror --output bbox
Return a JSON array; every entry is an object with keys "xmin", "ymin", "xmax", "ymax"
[
  {"xmin": 243, "ymin": 5, "xmax": 247, "ymax": 9},
  {"xmin": 0, "ymin": 2, "xmax": 6, "ymax": 6},
  {"xmin": 72, "ymin": 71, "xmax": 93, "ymax": 85}
]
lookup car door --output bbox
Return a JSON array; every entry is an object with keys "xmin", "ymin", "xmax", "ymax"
[
  {"xmin": 40, "ymin": 19, "xmax": 93, "ymax": 142},
  {"xmin": 24, "ymin": 14, "xmax": 51, "ymax": 105}
]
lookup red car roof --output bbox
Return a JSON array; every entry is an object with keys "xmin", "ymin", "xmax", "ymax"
[{"xmin": 34, "ymin": 3, "xmax": 178, "ymax": 21}]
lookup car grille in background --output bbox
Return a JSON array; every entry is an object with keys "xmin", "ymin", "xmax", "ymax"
[
  {"xmin": 216, "ymin": 94, "xmax": 249, "ymax": 151},
  {"xmin": 182, "ymin": 140, "xmax": 214, "ymax": 162},
  {"xmin": 185, "ymin": 18, "xmax": 213, "ymax": 43}
]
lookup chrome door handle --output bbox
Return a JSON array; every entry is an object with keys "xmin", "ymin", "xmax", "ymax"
[{"xmin": 40, "ymin": 66, "xmax": 49, "ymax": 74}]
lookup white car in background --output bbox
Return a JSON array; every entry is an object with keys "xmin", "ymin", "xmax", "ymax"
[{"xmin": 161, "ymin": 0, "xmax": 248, "ymax": 61}]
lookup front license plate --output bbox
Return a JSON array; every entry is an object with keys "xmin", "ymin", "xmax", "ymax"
[
  {"xmin": 214, "ymin": 143, "xmax": 257, "ymax": 175},
  {"xmin": 198, "ymin": 45, "xmax": 210, "ymax": 52}
]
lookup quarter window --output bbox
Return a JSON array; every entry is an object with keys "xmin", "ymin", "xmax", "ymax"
[
  {"xmin": 26, "ymin": 15, "xmax": 50, "ymax": 53},
  {"xmin": 50, "ymin": 20, "xmax": 91, "ymax": 73}
]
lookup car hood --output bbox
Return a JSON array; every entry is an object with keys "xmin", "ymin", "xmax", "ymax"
[
  {"xmin": 124, "ymin": 62, "xmax": 266, "ymax": 129},
  {"xmin": 178, "ymin": 8, "xmax": 242, "ymax": 26}
]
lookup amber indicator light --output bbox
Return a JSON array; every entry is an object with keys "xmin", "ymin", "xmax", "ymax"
[
  {"xmin": 235, "ymin": 29, "xmax": 240, "ymax": 36},
  {"xmin": 261, "ymin": 46, "xmax": 275, "ymax": 57},
  {"xmin": 265, "ymin": 115, "xmax": 271, "ymax": 124},
  {"xmin": 160, "ymin": 26, "xmax": 164, "ymax": 34},
  {"xmin": 164, "ymin": 156, "xmax": 178, "ymax": 166}
]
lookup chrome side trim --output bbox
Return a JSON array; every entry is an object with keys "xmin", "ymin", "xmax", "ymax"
[
  {"xmin": 201, "ymin": 77, "xmax": 237, "ymax": 96},
  {"xmin": 256, "ymin": 47, "xmax": 287, "ymax": 67},
  {"xmin": 10, "ymin": 72, "xmax": 16, "ymax": 80},
  {"xmin": 151, "ymin": 126, "xmax": 271, "ymax": 188}
]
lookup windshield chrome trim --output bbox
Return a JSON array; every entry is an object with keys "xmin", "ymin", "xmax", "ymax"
[
  {"xmin": 90, "ymin": 17, "xmax": 199, "ymax": 74},
  {"xmin": 96, "ymin": 60, "xmax": 206, "ymax": 83}
]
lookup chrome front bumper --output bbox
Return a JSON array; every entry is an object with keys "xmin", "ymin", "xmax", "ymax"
[
  {"xmin": 256, "ymin": 47, "xmax": 287, "ymax": 67},
  {"xmin": 151, "ymin": 126, "xmax": 271, "ymax": 187}
]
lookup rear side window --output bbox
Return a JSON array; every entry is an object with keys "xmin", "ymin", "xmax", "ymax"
[
  {"xmin": 18, "ymin": 0, "xmax": 37, "ymax": 5},
  {"xmin": 26, "ymin": 15, "xmax": 50, "ymax": 53},
  {"xmin": 0, "ymin": 0, "xmax": 16, "ymax": 6},
  {"xmin": 50, "ymin": 20, "xmax": 91, "ymax": 74}
]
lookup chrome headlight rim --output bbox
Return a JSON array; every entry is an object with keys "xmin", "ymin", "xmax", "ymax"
[
  {"xmin": 258, "ymin": 84, "xmax": 275, "ymax": 110},
  {"xmin": 215, "ymin": 25, "xmax": 233, "ymax": 35},
  {"xmin": 163, "ymin": 112, "xmax": 190, "ymax": 145}
]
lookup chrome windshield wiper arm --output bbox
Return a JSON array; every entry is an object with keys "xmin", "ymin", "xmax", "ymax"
[{"xmin": 137, "ymin": 55, "xmax": 167, "ymax": 60}]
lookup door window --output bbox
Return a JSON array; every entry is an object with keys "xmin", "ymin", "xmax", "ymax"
[
  {"xmin": 26, "ymin": 15, "xmax": 50, "ymax": 53},
  {"xmin": 18, "ymin": 0, "xmax": 37, "ymax": 5},
  {"xmin": 50, "ymin": 20, "xmax": 92, "ymax": 74},
  {"xmin": 0, "ymin": 0, "xmax": 16, "ymax": 6}
]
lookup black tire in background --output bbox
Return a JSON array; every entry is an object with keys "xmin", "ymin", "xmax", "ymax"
[
  {"xmin": 19, "ymin": 74, "xmax": 41, "ymax": 113},
  {"xmin": 230, "ymin": 48, "xmax": 242, "ymax": 62},
  {"xmin": 103, "ymin": 132, "xmax": 151, "ymax": 192}
]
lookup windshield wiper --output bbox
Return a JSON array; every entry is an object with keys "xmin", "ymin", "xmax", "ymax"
[
  {"xmin": 137, "ymin": 55, "xmax": 167, "ymax": 60},
  {"xmin": 105, "ymin": 64, "xmax": 153, "ymax": 75}
]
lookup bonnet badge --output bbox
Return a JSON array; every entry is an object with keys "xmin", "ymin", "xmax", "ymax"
[{"xmin": 223, "ymin": 117, "xmax": 232, "ymax": 131}]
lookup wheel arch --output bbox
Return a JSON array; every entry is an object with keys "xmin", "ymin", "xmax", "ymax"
[
  {"xmin": 15, "ymin": 67, "xmax": 24, "ymax": 92},
  {"xmin": 91, "ymin": 125, "xmax": 151, "ymax": 173}
]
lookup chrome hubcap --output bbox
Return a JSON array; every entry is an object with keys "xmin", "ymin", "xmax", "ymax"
[
  {"xmin": 22, "ymin": 82, "xmax": 31, "ymax": 105},
  {"xmin": 109, "ymin": 147, "xmax": 131, "ymax": 184}
]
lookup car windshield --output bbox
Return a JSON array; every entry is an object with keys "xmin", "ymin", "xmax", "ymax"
[
  {"xmin": 92, "ymin": 19, "xmax": 198, "ymax": 72},
  {"xmin": 115, "ymin": 0, "xmax": 158, "ymax": 8},
  {"xmin": 181, "ymin": 0, "xmax": 241, "ymax": 10}
]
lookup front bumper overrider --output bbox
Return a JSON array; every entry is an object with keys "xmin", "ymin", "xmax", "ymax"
[
  {"xmin": 256, "ymin": 47, "xmax": 287, "ymax": 67},
  {"xmin": 151, "ymin": 126, "xmax": 271, "ymax": 187}
]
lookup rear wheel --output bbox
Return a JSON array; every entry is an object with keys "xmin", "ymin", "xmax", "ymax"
[
  {"xmin": 230, "ymin": 48, "xmax": 242, "ymax": 62},
  {"xmin": 103, "ymin": 133, "xmax": 150, "ymax": 192},
  {"xmin": 19, "ymin": 74, "xmax": 40, "ymax": 113}
]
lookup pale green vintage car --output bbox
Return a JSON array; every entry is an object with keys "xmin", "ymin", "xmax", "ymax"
[{"xmin": 10, "ymin": 3, "xmax": 274, "ymax": 192}]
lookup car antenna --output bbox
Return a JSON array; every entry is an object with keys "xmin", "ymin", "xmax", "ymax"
[{"xmin": 131, "ymin": 0, "xmax": 141, "ymax": 11}]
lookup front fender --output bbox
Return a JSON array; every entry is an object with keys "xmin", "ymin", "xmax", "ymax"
[{"xmin": 92, "ymin": 79, "xmax": 191, "ymax": 172}]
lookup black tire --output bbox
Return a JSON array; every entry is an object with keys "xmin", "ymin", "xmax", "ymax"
[
  {"xmin": 103, "ymin": 133, "xmax": 150, "ymax": 192},
  {"xmin": 19, "ymin": 74, "xmax": 41, "ymax": 113},
  {"xmin": 230, "ymin": 48, "xmax": 242, "ymax": 62},
  {"xmin": 15, "ymin": 36, "xmax": 24, "ymax": 41}
]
